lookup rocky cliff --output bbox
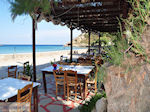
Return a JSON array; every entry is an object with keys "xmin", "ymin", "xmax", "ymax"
[
  {"xmin": 64, "ymin": 33, "xmax": 88, "ymax": 47},
  {"xmin": 104, "ymin": 26, "xmax": 150, "ymax": 112},
  {"xmin": 64, "ymin": 33, "xmax": 98, "ymax": 47}
]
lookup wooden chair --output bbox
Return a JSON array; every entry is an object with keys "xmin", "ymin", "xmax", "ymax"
[
  {"xmin": 77, "ymin": 57, "xmax": 85, "ymax": 63},
  {"xmin": 18, "ymin": 74, "xmax": 31, "ymax": 81},
  {"xmin": 8, "ymin": 65, "xmax": 17, "ymax": 78},
  {"xmin": 17, "ymin": 83, "xmax": 33, "ymax": 112},
  {"xmin": 64, "ymin": 70, "xmax": 82, "ymax": 101},
  {"xmin": 85, "ymin": 57, "xmax": 92, "ymax": 65},
  {"xmin": 18, "ymin": 61, "xmax": 29, "ymax": 75},
  {"xmin": 18, "ymin": 61, "xmax": 31, "ymax": 79},
  {"xmin": 53, "ymin": 70, "xmax": 66, "ymax": 99},
  {"xmin": 23, "ymin": 61, "xmax": 29, "ymax": 73},
  {"xmin": 85, "ymin": 60, "xmax": 100, "ymax": 94}
]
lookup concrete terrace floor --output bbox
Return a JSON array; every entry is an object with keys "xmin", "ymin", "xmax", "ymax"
[{"xmin": 34, "ymin": 74, "xmax": 95, "ymax": 112}]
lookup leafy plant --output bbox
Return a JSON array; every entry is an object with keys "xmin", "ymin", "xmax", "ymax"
[
  {"xmin": 79, "ymin": 91, "xmax": 106, "ymax": 112},
  {"xmin": 99, "ymin": 0, "xmax": 150, "ymax": 66},
  {"xmin": 122, "ymin": 0, "xmax": 150, "ymax": 59},
  {"xmin": 97, "ymin": 65, "xmax": 106, "ymax": 89},
  {"xmin": 89, "ymin": 0, "xmax": 150, "ymax": 85},
  {"xmin": 8, "ymin": 0, "xmax": 58, "ymax": 20},
  {"xmin": 24, "ymin": 64, "xmax": 33, "ymax": 79}
]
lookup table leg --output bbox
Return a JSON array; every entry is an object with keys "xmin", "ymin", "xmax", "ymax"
[
  {"xmin": 42, "ymin": 72, "xmax": 47, "ymax": 94},
  {"xmin": 33, "ymin": 87, "xmax": 38, "ymax": 112},
  {"xmin": 84, "ymin": 76, "xmax": 88, "ymax": 99}
]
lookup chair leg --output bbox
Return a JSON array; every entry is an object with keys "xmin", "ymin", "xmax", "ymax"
[
  {"xmin": 85, "ymin": 82, "xmax": 88, "ymax": 97},
  {"xmin": 75, "ymin": 85, "xmax": 77, "ymax": 101},
  {"xmin": 64, "ymin": 84, "xmax": 66, "ymax": 99},
  {"xmin": 79, "ymin": 83, "xmax": 82, "ymax": 99},
  {"xmin": 56, "ymin": 84, "xmax": 58, "ymax": 99},
  {"xmin": 67, "ymin": 86, "xmax": 69, "ymax": 101},
  {"xmin": 95, "ymin": 83, "xmax": 97, "ymax": 93}
]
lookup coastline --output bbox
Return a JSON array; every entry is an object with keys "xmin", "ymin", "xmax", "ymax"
[
  {"xmin": 0, "ymin": 49, "xmax": 87, "ymax": 66},
  {"xmin": 0, "ymin": 48, "xmax": 86, "ymax": 55},
  {"xmin": 0, "ymin": 45, "xmax": 86, "ymax": 55},
  {"xmin": 0, "ymin": 49, "xmax": 87, "ymax": 78}
]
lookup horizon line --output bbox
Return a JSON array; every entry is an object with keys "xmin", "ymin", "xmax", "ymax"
[{"xmin": 0, "ymin": 44, "xmax": 64, "ymax": 46}]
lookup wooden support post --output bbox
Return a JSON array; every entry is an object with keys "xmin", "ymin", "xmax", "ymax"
[
  {"xmin": 122, "ymin": 0, "xmax": 128, "ymax": 30},
  {"xmin": 122, "ymin": 0, "xmax": 128, "ymax": 19},
  {"xmin": 88, "ymin": 32, "xmax": 91, "ymax": 55},
  {"xmin": 33, "ymin": 87, "xmax": 38, "ymax": 112},
  {"xmin": 32, "ymin": 19, "xmax": 36, "ymax": 82},
  {"xmin": 70, "ymin": 28, "xmax": 73, "ymax": 62},
  {"xmin": 99, "ymin": 33, "xmax": 101, "ymax": 54}
]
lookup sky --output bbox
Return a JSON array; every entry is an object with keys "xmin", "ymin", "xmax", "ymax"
[{"xmin": 0, "ymin": 0, "xmax": 81, "ymax": 45}]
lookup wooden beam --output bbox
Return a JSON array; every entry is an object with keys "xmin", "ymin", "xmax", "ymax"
[
  {"xmin": 88, "ymin": 32, "xmax": 91, "ymax": 55},
  {"xmin": 80, "ymin": 25, "xmax": 118, "ymax": 29},
  {"xmin": 99, "ymin": 33, "xmax": 101, "ymax": 54},
  {"xmin": 55, "ymin": 4, "xmax": 120, "ymax": 12},
  {"xmin": 60, "ymin": 0, "xmax": 119, "ymax": 5},
  {"xmin": 32, "ymin": 19, "xmax": 36, "ymax": 82},
  {"xmin": 121, "ymin": 0, "xmax": 128, "ymax": 18},
  {"xmin": 60, "ymin": 18, "xmax": 119, "ymax": 26},
  {"xmin": 54, "ymin": 9, "xmax": 121, "ymax": 17},
  {"xmin": 70, "ymin": 21, "xmax": 119, "ymax": 27},
  {"xmin": 67, "ymin": 22, "xmax": 119, "ymax": 32},
  {"xmin": 63, "ymin": 19, "xmax": 119, "ymax": 23},
  {"xmin": 82, "ymin": 26, "xmax": 119, "ymax": 32},
  {"xmin": 58, "ymin": 14, "xmax": 120, "ymax": 20}
]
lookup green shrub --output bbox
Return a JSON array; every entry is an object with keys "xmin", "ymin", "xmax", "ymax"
[
  {"xmin": 24, "ymin": 64, "xmax": 33, "ymax": 79},
  {"xmin": 79, "ymin": 91, "xmax": 106, "ymax": 112}
]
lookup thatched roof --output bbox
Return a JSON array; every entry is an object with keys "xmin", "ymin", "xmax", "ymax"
[{"xmin": 35, "ymin": 0, "xmax": 129, "ymax": 33}]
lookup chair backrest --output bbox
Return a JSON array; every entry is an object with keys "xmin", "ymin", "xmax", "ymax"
[
  {"xmin": 94, "ymin": 60, "xmax": 101, "ymax": 84},
  {"xmin": 95, "ymin": 55, "xmax": 101, "ymax": 60},
  {"xmin": 85, "ymin": 58, "xmax": 92, "ymax": 65},
  {"xmin": 8, "ymin": 65, "xmax": 17, "ymax": 78},
  {"xmin": 77, "ymin": 57, "xmax": 85, "ymax": 63},
  {"xmin": 17, "ymin": 83, "xmax": 33, "ymax": 112},
  {"xmin": 60, "ymin": 55, "xmax": 63, "ymax": 62},
  {"xmin": 59, "ymin": 62, "xmax": 70, "ymax": 65},
  {"xmin": 18, "ymin": 74, "xmax": 31, "ymax": 81},
  {"xmin": 70, "ymin": 62, "xmax": 76, "ymax": 65},
  {"xmin": 64, "ymin": 70, "xmax": 77, "ymax": 85},
  {"xmin": 53, "ymin": 70, "xmax": 65, "ymax": 83},
  {"xmin": 23, "ymin": 61, "xmax": 29, "ymax": 73}
]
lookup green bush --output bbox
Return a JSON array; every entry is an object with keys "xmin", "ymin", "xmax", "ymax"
[
  {"xmin": 24, "ymin": 64, "xmax": 33, "ymax": 79},
  {"xmin": 79, "ymin": 91, "xmax": 106, "ymax": 112}
]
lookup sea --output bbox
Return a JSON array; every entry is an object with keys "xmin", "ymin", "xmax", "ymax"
[{"xmin": 0, "ymin": 45, "xmax": 84, "ymax": 54}]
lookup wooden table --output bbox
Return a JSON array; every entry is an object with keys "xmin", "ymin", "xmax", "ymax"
[
  {"xmin": 41, "ymin": 65, "xmax": 94, "ymax": 98},
  {"xmin": 0, "ymin": 77, "xmax": 40, "ymax": 112}
]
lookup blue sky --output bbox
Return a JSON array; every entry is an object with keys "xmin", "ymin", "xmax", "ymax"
[{"xmin": 0, "ymin": 0, "xmax": 81, "ymax": 45}]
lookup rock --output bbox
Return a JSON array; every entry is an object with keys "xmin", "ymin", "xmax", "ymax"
[
  {"xmin": 91, "ymin": 107, "xmax": 96, "ymax": 112},
  {"xmin": 104, "ymin": 56, "xmax": 150, "ymax": 111},
  {"xmin": 104, "ymin": 56, "xmax": 150, "ymax": 112},
  {"xmin": 96, "ymin": 98, "xmax": 107, "ymax": 112},
  {"xmin": 104, "ymin": 26, "xmax": 150, "ymax": 112},
  {"xmin": 105, "ymin": 63, "xmax": 150, "ymax": 112},
  {"xmin": 64, "ymin": 33, "xmax": 88, "ymax": 47}
]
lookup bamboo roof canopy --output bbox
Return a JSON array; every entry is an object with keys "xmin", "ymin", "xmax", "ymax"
[{"xmin": 35, "ymin": 0, "xmax": 129, "ymax": 33}]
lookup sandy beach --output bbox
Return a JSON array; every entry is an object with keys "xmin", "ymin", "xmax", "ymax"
[{"xmin": 0, "ymin": 49, "xmax": 87, "ymax": 79}]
